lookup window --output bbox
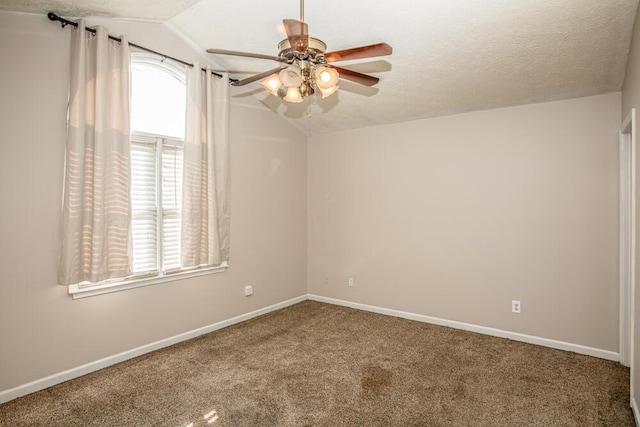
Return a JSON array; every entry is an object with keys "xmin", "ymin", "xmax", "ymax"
[
  {"xmin": 130, "ymin": 54, "xmax": 186, "ymax": 277},
  {"xmin": 67, "ymin": 53, "xmax": 228, "ymax": 298}
]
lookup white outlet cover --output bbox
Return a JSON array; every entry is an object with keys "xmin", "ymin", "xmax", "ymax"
[
  {"xmin": 512, "ymin": 300, "xmax": 521, "ymax": 313},
  {"xmin": 244, "ymin": 285, "xmax": 253, "ymax": 296}
]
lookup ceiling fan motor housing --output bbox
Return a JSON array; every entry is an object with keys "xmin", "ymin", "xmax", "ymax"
[{"xmin": 278, "ymin": 36, "xmax": 327, "ymax": 61}]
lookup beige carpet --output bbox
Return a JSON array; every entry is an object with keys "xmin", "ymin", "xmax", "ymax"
[{"xmin": 0, "ymin": 301, "xmax": 634, "ymax": 426}]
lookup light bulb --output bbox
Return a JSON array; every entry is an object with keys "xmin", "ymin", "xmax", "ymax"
[
  {"xmin": 314, "ymin": 66, "xmax": 339, "ymax": 89},
  {"xmin": 320, "ymin": 70, "xmax": 333, "ymax": 83}
]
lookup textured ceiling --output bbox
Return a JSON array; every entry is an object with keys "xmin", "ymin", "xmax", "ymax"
[
  {"xmin": 1, "ymin": 0, "xmax": 638, "ymax": 135},
  {"xmin": 0, "ymin": 0, "xmax": 200, "ymax": 21}
]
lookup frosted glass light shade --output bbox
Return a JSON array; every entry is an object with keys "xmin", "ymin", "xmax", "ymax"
[
  {"xmin": 283, "ymin": 87, "xmax": 303, "ymax": 103},
  {"xmin": 260, "ymin": 73, "xmax": 282, "ymax": 96},
  {"xmin": 314, "ymin": 66, "xmax": 339, "ymax": 89},
  {"xmin": 279, "ymin": 66, "xmax": 303, "ymax": 88}
]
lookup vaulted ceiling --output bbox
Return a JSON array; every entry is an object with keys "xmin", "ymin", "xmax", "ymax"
[{"xmin": 1, "ymin": 0, "xmax": 638, "ymax": 135}]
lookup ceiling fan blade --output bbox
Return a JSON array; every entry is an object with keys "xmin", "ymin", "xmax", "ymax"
[
  {"xmin": 207, "ymin": 48, "xmax": 288, "ymax": 63},
  {"xmin": 231, "ymin": 66, "xmax": 288, "ymax": 86},
  {"xmin": 283, "ymin": 19, "xmax": 309, "ymax": 52},
  {"xmin": 330, "ymin": 65, "xmax": 380, "ymax": 87},
  {"xmin": 324, "ymin": 43, "xmax": 392, "ymax": 63}
]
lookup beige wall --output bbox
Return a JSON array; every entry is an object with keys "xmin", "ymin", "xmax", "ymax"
[
  {"xmin": 308, "ymin": 93, "xmax": 621, "ymax": 352},
  {"xmin": 0, "ymin": 12, "xmax": 307, "ymax": 391},
  {"xmin": 622, "ymin": 2, "xmax": 640, "ymax": 410},
  {"xmin": 623, "ymin": 8, "xmax": 640, "ymax": 118}
]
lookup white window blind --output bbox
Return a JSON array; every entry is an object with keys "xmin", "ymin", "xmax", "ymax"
[
  {"xmin": 131, "ymin": 135, "xmax": 158, "ymax": 275},
  {"xmin": 131, "ymin": 133, "xmax": 183, "ymax": 276},
  {"xmin": 161, "ymin": 141, "xmax": 183, "ymax": 272}
]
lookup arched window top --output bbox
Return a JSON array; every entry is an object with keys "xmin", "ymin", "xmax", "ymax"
[{"xmin": 131, "ymin": 52, "xmax": 186, "ymax": 139}]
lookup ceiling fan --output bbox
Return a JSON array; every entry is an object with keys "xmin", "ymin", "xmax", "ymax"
[{"xmin": 206, "ymin": 0, "xmax": 392, "ymax": 103}]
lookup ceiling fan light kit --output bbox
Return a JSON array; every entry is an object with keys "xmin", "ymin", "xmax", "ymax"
[{"xmin": 206, "ymin": 0, "xmax": 392, "ymax": 103}]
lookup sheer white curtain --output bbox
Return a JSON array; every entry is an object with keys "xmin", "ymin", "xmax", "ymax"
[
  {"xmin": 58, "ymin": 20, "xmax": 132, "ymax": 285},
  {"xmin": 181, "ymin": 65, "xmax": 230, "ymax": 268}
]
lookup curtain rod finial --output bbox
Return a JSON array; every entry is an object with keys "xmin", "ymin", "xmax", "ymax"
[{"xmin": 48, "ymin": 12, "xmax": 59, "ymax": 21}]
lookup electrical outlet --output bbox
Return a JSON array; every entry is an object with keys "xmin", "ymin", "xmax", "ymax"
[
  {"xmin": 512, "ymin": 300, "xmax": 521, "ymax": 314},
  {"xmin": 348, "ymin": 277, "xmax": 354, "ymax": 287},
  {"xmin": 244, "ymin": 285, "xmax": 253, "ymax": 296}
]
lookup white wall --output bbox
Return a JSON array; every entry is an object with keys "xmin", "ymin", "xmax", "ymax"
[
  {"xmin": 622, "ymin": 1, "xmax": 640, "ymax": 414},
  {"xmin": 308, "ymin": 93, "xmax": 621, "ymax": 352},
  {"xmin": 0, "ymin": 11, "xmax": 307, "ymax": 392}
]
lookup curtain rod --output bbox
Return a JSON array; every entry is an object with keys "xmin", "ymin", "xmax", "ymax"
[{"xmin": 47, "ymin": 12, "xmax": 239, "ymax": 84}]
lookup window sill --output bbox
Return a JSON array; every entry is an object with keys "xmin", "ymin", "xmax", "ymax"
[{"xmin": 68, "ymin": 262, "xmax": 229, "ymax": 299}]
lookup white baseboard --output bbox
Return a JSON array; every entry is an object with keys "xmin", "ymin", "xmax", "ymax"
[
  {"xmin": 0, "ymin": 295, "xmax": 307, "ymax": 405},
  {"xmin": 0, "ymin": 293, "xmax": 622, "ymax": 405},
  {"xmin": 308, "ymin": 294, "xmax": 620, "ymax": 362},
  {"xmin": 632, "ymin": 396, "xmax": 640, "ymax": 427}
]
